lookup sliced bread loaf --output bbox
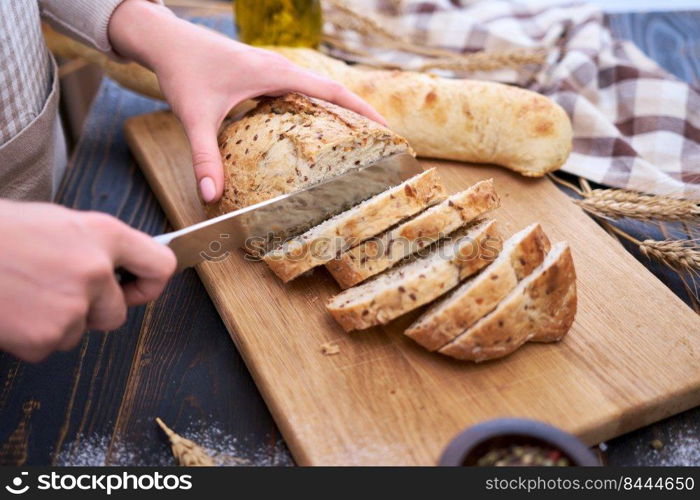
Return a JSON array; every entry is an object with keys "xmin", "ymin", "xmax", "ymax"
[
  {"xmin": 325, "ymin": 179, "xmax": 500, "ymax": 289},
  {"xmin": 211, "ymin": 93, "xmax": 412, "ymax": 216},
  {"xmin": 263, "ymin": 169, "xmax": 447, "ymax": 282},
  {"xmin": 405, "ymin": 223, "xmax": 551, "ymax": 351},
  {"xmin": 326, "ymin": 219, "xmax": 503, "ymax": 332},
  {"xmin": 438, "ymin": 242, "xmax": 577, "ymax": 362}
]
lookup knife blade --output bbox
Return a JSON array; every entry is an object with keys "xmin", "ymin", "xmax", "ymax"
[{"xmin": 154, "ymin": 153, "xmax": 423, "ymax": 273}]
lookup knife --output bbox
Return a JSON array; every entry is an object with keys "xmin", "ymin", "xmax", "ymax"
[{"xmin": 121, "ymin": 153, "xmax": 423, "ymax": 280}]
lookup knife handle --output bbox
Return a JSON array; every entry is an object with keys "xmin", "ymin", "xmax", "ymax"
[{"xmin": 115, "ymin": 267, "xmax": 138, "ymax": 286}]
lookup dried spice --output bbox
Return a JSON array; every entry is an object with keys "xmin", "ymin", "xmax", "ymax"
[
  {"xmin": 156, "ymin": 418, "xmax": 215, "ymax": 466},
  {"xmin": 476, "ymin": 444, "xmax": 571, "ymax": 467}
]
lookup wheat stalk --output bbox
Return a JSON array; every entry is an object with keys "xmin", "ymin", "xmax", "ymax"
[
  {"xmin": 577, "ymin": 189, "xmax": 700, "ymax": 222},
  {"xmin": 324, "ymin": 34, "xmax": 545, "ymax": 72},
  {"xmin": 156, "ymin": 418, "xmax": 215, "ymax": 466},
  {"xmin": 601, "ymin": 222, "xmax": 700, "ymax": 278},
  {"xmin": 322, "ymin": 0, "xmax": 545, "ymax": 72},
  {"xmin": 548, "ymin": 174, "xmax": 700, "ymax": 305},
  {"xmin": 417, "ymin": 48, "xmax": 546, "ymax": 72},
  {"xmin": 639, "ymin": 239, "xmax": 700, "ymax": 276},
  {"xmin": 548, "ymin": 175, "xmax": 700, "ymax": 223}
]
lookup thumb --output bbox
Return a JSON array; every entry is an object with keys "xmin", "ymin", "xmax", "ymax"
[{"xmin": 185, "ymin": 121, "xmax": 225, "ymax": 203}]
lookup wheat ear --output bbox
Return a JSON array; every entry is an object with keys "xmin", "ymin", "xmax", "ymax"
[
  {"xmin": 156, "ymin": 418, "xmax": 215, "ymax": 466},
  {"xmin": 577, "ymin": 189, "xmax": 700, "ymax": 222},
  {"xmin": 639, "ymin": 239, "xmax": 700, "ymax": 276},
  {"xmin": 322, "ymin": 0, "xmax": 545, "ymax": 71},
  {"xmin": 548, "ymin": 175, "xmax": 700, "ymax": 223}
]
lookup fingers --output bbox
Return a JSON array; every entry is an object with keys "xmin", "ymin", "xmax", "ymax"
[
  {"xmin": 85, "ymin": 275, "xmax": 128, "ymax": 333},
  {"xmin": 184, "ymin": 120, "xmax": 225, "ymax": 203},
  {"xmin": 112, "ymin": 227, "xmax": 177, "ymax": 307},
  {"xmin": 82, "ymin": 212, "xmax": 175, "ymax": 308},
  {"xmin": 56, "ymin": 314, "xmax": 88, "ymax": 352},
  {"xmin": 281, "ymin": 68, "xmax": 388, "ymax": 126}
]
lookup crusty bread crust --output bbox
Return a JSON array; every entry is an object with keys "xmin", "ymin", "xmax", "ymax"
[
  {"xmin": 327, "ymin": 220, "xmax": 503, "ymax": 332},
  {"xmin": 406, "ymin": 223, "xmax": 551, "ymax": 351},
  {"xmin": 263, "ymin": 169, "xmax": 447, "ymax": 282},
  {"xmin": 44, "ymin": 27, "xmax": 572, "ymax": 177},
  {"xmin": 326, "ymin": 179, "xmax": 500, "ymax": 289},
  {"xmin": 438, "ymin": 242, "xmax": 577, "ymax": 362},
  {"xmin": 269, "ymin": 48, "xmax": 573, "ymax": 176},
  {"xmin": 211, "ymin": 93, "xmax": 412, "ymax": 216}
]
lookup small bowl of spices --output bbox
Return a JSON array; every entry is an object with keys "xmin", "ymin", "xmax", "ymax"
[{"xmin": 439, "ymin": 418, "xmax": 599, "ymax": 466}]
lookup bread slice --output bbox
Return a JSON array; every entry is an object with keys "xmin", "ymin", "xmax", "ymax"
[
  {"xmin": 263, "ymin": 169, "xmax": 447, "ymax": 282},
  {"xmin": 405, "ymin": 223, "xmax": 551, "ymax": 351},
  {"xmin": 211, "ymin": 93, "xmax": 412, "ymax": 215},
  {"xmin": 438, "ymin": 242, "xmax": 577, "ymax": 362},
  {"xmin": 326, "ymin": 219, "xmax": 503, "ymax": 332},
  {"xmin": 325, "ymin": 179, "xmax": 500, "ymax": 289}
]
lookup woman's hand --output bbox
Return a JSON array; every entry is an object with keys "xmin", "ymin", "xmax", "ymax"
[
  {"xmin": 0, "ymin": 201, "xmax": 175, "ymax": 362},
  {"xmin": 109, "ymin": 0, "xmax": 386, "ymax": 203}
]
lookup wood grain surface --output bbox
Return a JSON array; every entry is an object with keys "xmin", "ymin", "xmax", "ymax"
[{"xmin": 124, "ymin": 110, "xmax": 700, "ymax": 466}]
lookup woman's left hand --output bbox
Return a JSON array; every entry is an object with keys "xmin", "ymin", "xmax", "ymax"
[{"xmin": 109, "ymin": 0, "xmax": 386, "ymax": 203}]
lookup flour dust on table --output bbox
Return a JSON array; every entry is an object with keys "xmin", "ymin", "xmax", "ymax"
[{"xmin": 54, "ymin": 426, "xmax": 293, "ymax": 466}]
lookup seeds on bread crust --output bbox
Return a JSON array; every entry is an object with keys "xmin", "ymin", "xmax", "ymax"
[
  {"xmin": 438, "ymin": 242, "xmax": 577, "ymax": 362},
  {"xmin": 264, "ymin": 169, "xmax": 447, "ymax": 282},
  {"xmin": 405, "ymin": 223, "xmax": 551, "ymax": 351},
  {"xmin": 326, "ymin": 219, "xmax": 503, "ymax": 332},
  {"xmin": 208, "ymin": 93, "xmax": 413, "ymax": 219},
  {"xmin": 326, "ymin": 179, "xmax": 501, "ymax": 289}
]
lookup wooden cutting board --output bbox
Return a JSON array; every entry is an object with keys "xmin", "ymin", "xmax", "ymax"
[{"xmin": 125, "ymin": 111, "xmax": 700, "ymax": 466}]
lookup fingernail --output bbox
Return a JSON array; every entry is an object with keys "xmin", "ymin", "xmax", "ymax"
[{"xmin": 199, "ymin": 177, "xmax": 216, "ymax": 203}]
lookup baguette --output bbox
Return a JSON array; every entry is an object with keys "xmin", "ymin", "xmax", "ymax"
[
  {"xmin": 439, "ymin": 242, "xmax": 576, "ymax": 362},
  {"xmin": 263, "ymin": 169, "xmax": 447, "ymax": 282},
  {"xmin": 405, "ymin": 223, "xmax": 550, "ymax": 351},
  {"xmin": 263, "ymin": 48, "xmax": 572, "ymax": 176},
  {"xmin": 44, "ymin": 26, "xmax": 572, "ymax": 176},
  {"xmin": 326, "ymin": 219, "xmax": 502, "ymax": 332},
  {"xmin": 326, "ymin": 179, "xmax": 500, "ymax": 289}
]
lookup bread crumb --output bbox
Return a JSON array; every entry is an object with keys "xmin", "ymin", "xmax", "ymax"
[
  {"xmin": 320, "ymin": 342, "xmax": 340, "ymax": 356},
  {"xmin": 650, "ymin": 439, "xmax": 664, "ymax": 450}
]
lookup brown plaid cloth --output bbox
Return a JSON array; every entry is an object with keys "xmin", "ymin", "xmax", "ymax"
[{"xmin": 325, "ymin": 0, "xmax": 700, "ymax": 198}]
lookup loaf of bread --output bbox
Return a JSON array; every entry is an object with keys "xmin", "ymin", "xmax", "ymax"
[
  {"xmin": 326, "ymin": 179, "xmax": 500, "ymax": 289},
  {"xmin": 266, "ymin": 48, "xmax": 573, "ymax": 176},
  {"xmin": 44, "ymin": 26, "xmax": 572, "ymax": 176},
  {"xmin": 212, "ymin": 93, "xmax": 412, "ymax": 215},
  {"xmin": 44, "ymin": 26, "xmax": 578, "ymax": 361},
  {"xmin": 326, "ymin": 219, "xmax": 503, "ymax": 332},
  {"xmin": 263, "ymin": 168, "xmax": 447, "ymax": 282},
  {"xmin": 405, "ymin": 223, "xmax": 551, "ymax": 351},
  {"xmin": 439, "ymin": 242, "xmax": 577, "ymax": 362}
]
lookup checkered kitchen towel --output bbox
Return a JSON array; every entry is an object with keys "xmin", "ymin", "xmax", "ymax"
[{"xmin": 325, "ymin": 0, "xmax": 700, "ymax": 198}]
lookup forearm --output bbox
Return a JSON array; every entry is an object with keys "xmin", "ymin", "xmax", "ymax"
[
  {"xmin": 108, "ymin": 0, "xmax": 241, "ymax": 73},
  {"xmin": 106, "ymin": 0, "xmax": 384, "ymax": 204}
]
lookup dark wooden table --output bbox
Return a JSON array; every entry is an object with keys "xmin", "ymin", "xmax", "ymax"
[{"xmin": 1, "ymin": 10, "xmax": 699, "ymax": 466}]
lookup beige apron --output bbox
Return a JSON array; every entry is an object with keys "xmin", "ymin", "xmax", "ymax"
[{"xmin": 0, "ymin": 56, "xmax": 66, "ymax": 202}]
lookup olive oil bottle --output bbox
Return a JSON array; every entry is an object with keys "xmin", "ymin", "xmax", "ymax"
[{"xmin": 235, "ymin": 0, "xmax": 322, "ymax": 48}]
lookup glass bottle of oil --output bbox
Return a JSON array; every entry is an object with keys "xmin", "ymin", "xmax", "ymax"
[{"xmin": 235, "ymin": 0, "xmax": 323, "ymax": 48}]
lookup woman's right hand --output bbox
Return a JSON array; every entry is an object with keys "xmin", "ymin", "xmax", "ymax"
[{"xmin": 0, "ymin": 200, "xmax": 176, "ymax": 362}]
